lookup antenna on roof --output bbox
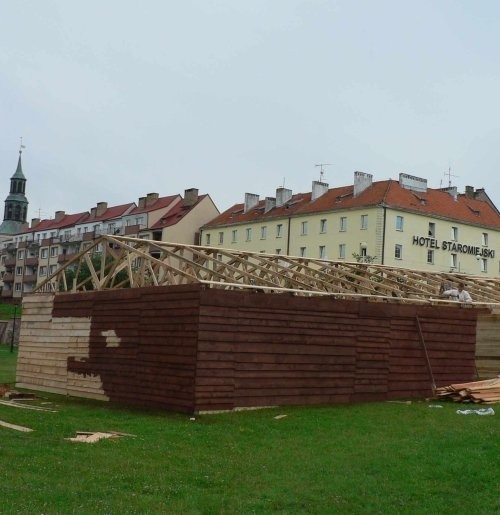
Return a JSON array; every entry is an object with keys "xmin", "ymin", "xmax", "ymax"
[
  {"xmin": 314, "ymin": 163, "xmax": 332, "ymax": 182},
  {"xmin": 444, "ymin": 167, "xmax": 458, "ymax": 188}
]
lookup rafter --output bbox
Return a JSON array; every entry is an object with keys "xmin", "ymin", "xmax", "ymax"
[{"xmin": 33, "ymin": 235, "xmax": 500, "ymax": 306}]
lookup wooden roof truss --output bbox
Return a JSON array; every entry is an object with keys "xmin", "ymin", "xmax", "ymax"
[{"xmin": 35, "ymin": 235, "xmax": 500, "ymax": 306}]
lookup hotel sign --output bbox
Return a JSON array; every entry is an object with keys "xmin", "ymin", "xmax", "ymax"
[{"xmin": 412, "ymin": 236, "xmax": 495, "ymax": 258}]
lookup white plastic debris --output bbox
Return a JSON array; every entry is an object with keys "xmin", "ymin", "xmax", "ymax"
[
  {"xmin": 456, "ymin": 407, "xmax": 495, "ymax": 416},
  {"xmin": 428, "ymin": 404, "xmax": 443, "ymax": 408}
]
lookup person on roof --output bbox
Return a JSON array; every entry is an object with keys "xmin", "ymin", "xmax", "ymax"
[{"xmin": 440, "ymin": 282, "xmax": 472, "ymax": 303}]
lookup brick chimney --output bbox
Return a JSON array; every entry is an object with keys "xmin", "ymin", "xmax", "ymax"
[
  {"xmin": 90, "ymin": 207, "xmax": 97, "ymax": 217},
  {"xmin": 244, "ymin": 193, "xmax": 260, "ymax": 213},
  {"xmin": 311, "ymin": 180, "xmax": 329, "ymax": 201},
  {"xmin": 465, "ymin": 185, "xmax": 475, "ymax": 198},
  {"xmin": 353, "ymin": 171, "xmax": 373, "ymax": 197},
  {"xmin": 55, "ymin": 210, "xmax": 65, "ymax": 222},
  {"xmin": 184, "ymin": 188, "xmax": 199, "ymax": 207},
  {"xmin": 96, "ymin": 202, "xmax": 108, "ymax": 216},
  {"xmin": 31, "ymin": 218, "xmax": 40, "ymax": 228},
  {"xmin": 138, "ymin": 197, "xmax": 146, "ymax": 209},
  {"xmin": 146, "ymin": 192, "xmax": 159, "ymax": 207},
  {"xmin": 275, "ymin": 187, "xmax": 292, "ymax": 207}
]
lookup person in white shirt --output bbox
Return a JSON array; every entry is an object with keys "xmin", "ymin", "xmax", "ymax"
[{"xmin": 440, "ymin": 282, "xmax": 473, "ymax": 303}]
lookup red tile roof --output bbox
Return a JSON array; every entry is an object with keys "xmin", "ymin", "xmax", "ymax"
[
  {"xmin": 128, "ymin": 195, "xmax": 180, "ymax": 215},
  {"xmin": 150, "ymin": 195, "xmax": 208, "ymax": 230},
  {"xmin": 205, "ymin": 180, "xmax": 500, "ymax": 229},
  {"xmin": 22, "ymin": 212, "xmax": 89, "ymax": 233},
  {"xmin": 79, "ymin": 203, "xmax": 136, "ymax": 224}
]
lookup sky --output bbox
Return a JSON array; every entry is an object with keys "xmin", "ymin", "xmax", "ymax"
[{"xmin": 1, "ymin": 0, "xmax": 499, "ymax": 221}]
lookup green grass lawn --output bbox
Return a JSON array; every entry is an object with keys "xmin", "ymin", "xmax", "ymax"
[
  {"xmin": 0, "ymin": 343, "xmax": 17, "ymax": 383},
  {"xmin": 0, "ymin": 345, "xmax": 498, "ymax": 514},
  {"xmin": 0, "ymin": 303, "xmax": 21, "ymax": 320}
]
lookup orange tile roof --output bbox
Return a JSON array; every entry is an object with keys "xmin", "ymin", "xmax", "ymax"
[{"xmin": 205, "ymin": 180, "xmax": 500, "ymax": 229}]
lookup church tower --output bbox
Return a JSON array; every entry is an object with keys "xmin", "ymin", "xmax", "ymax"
[{"xmin": 0, "ymin": 145, "xmax": 29, "ymax": 235}]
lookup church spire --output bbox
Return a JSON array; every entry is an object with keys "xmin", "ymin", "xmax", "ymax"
[{"xmin": 0, "ymin": 143, "xmax": 29, "ymax": 235}]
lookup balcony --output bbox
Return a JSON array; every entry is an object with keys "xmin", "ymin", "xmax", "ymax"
[
  {"xmin": 41, "ymin": 237, "xmax": 60, "ymax": 246},
  {"xmin": 22, "ymin": 274, "xmax": 38, "ymax": 284},
  {"xmin": 1, "ymin": 289, "xmax": 13, "ymax": 298},
  {"xmin": 61, "ymin": 234, "xmax": 84, "ymax": 244},
  {"xmin": 82, "ymin": 231, "xmax": 96, "ymax": 241},
  {"xmin": 25, "ymin": 257, "xmax": 39, "ymax": 266},
  {"xmin": 4, "ymin": 258, "xmax": 16, "ymax": 267},
  {"xmin": 2, "ymin": 273, "xmax": 14, "ymax": 282},
  {"xmin": 58, "ymin": 252, "xmax": 78, "ymax": 264}
]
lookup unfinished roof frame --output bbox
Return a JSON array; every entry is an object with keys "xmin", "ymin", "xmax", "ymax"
[{"xmin": 34, "ymin": 235, "xmax": 500, "ymax": 306}]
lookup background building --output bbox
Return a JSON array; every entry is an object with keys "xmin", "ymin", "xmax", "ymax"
[
  {"xmin": 201, "ymin": 171, "xmax": 500, "ymax": 277},
  {"xmin": 0, "ymin": 185, "xmax": 219, "ymax": 300}
]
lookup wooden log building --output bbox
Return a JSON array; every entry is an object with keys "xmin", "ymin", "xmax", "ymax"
[{"xmin": 15, "ymin": 236, "xmax": 500, "ymax": 413}]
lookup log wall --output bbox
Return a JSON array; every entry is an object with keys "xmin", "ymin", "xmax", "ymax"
[{"xmin": 16, "ymin": 285, "xmax": 485, "ymax": 413}]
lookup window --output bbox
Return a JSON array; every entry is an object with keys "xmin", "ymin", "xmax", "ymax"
[
  {"xmin": 481, "ymin": 258, "xmax": 487, "ymax": 273},
  {"xmin": 339, "ymin": 244, "xmax": 346, "ymax": 259},
  {"xmin": 49, "ymin": 264, "xmax": 57, "ymax": 275},
  {"xmin": 50, "ymin": 231, "xmax": 56, "ymax": 238},
  {"xmin": 319, "ymin": 246, "xmax": 326, "ymax": 259},
  {"xmin": 64, "ymin": 230, "xmax": 71, "ymax": 240},
  {"xmin": 428, "ymin": 222, "xmax": 435, "ymax": 237},
  {"xmin": 299, "ymin": 247, "xmax": 306, "ymax": 257},
  {"xmin": 245, "ymin": 228, "xmax": 252, "ymax": 241},
  {"xmin": 136, "ymin": 216, "xmax": 144, "ymax": 226},
  {"xmin": 275, "ymin": 248, "xmax": 281, "ymax": 255},
  {"xmin": 17, "ymin": 250, "xmax": 24, "ymax": 260},
  {"xmin": 42, "ymin": 233, "xmax": 47, "ymax": 239},
  {"xmin": 108, "ymin": 223, "xmax": 115, "ymax": 234},
  {"xmin": 451, "ymin": 227, "xmax": 458, "ymax": 241},
  {"xmin": 450, "ymin": 254, "xmax": 457, "ymax": 269},
  {"xmin": 77, "ymin": 227, "xmax": 81, "ymax": 235},
  {"xmin": 15, "ymin": 283, "xmax": 22, "ymax": 292},
  {"xmin": 482, "ymin": 233, "xmax": 488, "ymax": 246},
  {"xmin": 301, "ymin": 221, "xmax": 308, "ymax": 235},
  {"xmin": 320, "ymin": 219, "xmax": 327, "ymax": 233},
  {"xmin": 361, "ymin": 214, "xmax": 368, "ymax": 230},
  {"xmin": 218, "ymin": 232, "xmax": 224, "ymax": 244},
  {"xmin": 276, "ymin": 224, "xmax": 283, "ymax": 237},
  {"xmin": 261, "ymin": 226, "xmax": 267, "ymax": 239},
  {"xmin": 396, "ymin": 216, "xmax": 404, "ymax": 232},
  {"xmin": 360, "ymin": 247, "xmax": 367, "ymax": 258},
  {"xmin": 231, "ymin": 230, "xmax": 237, "ymax": 243},
  {"xmin": 205, "ymin": 233, "xmax": 211, "ymax": 245},
  {"xmin": 83, "ymin": 227, "xmax": 88, "ymax": 233},
  {"xmin": 16, "ymin": 266, "xmax": 23, "ymax": 276},
  {"xmin": 427, "ymin": 250, "xmax": 434, "ymax": 264},
  {"xmin": 50, "ymin": 247, "xmax": 58, "ymax": 257},
  {"xmin": 340, "ymin": 217, "xmax": 347, "ymax": 232},
  {"xmin": 395, "ymin": 244, "xmax": 402, "ymax": 259}
]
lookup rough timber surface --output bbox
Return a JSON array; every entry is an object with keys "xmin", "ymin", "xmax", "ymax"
[
  {"xmin": 476, "ymin": 309, "xmax": 500, "ymax": 378},
  {"xmin": 16, "ymin": 285, "xmax": 486, "ymax": 413}
]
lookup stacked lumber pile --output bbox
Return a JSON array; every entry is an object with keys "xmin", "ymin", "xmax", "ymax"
[{"xmin": 435, "ymin": 377, "xmax": 500, "ymax": 404}]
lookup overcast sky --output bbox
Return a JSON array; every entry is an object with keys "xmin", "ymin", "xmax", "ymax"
[{"xmin": 1, "ymin": 0, "xmax": 499, "ymax": 221}]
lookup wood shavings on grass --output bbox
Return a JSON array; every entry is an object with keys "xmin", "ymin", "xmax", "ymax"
[{"xmin": 65, "ymin": 431, "xmax": 135, "ymax": 443}]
